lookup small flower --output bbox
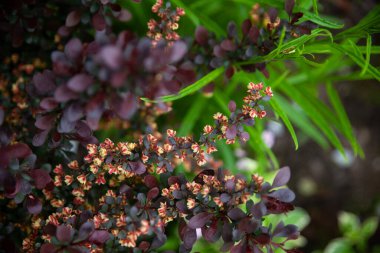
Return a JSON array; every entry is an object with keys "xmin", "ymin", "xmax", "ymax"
[
  {"xmin": 191, "ymin": 143, "xmax": 200, "ymax": 153},
  {"xmin": 53, "ymin": 164, "xmax": 63, "ymax": 174},
  {"xmin": 187, "ymin": 198, "xmax": 196, "ymax": 209},
  {"xmin": 77, "ymin": 174, "xmax": 87, "ymax": 184},
  {"xmin": 264, "ymin": 86, "xmax": 273, "ymax": 97},
  {"xmin": 158, "ymin": 202, "xmax": 167, "ymax": 218},
  {"xmin": 166, "ymin": 129, "xmax": 176, "ymax": 137},
  {"xmin": 203, "ymin": 125, "xmax": 213, "ymax": 134},
  {"xmin": 68, "ymin": 160, "xmax": 79, "ymax": 170},
  {"xmin": 95, "ymin": 173, "xmax": 106, "ymax": 185}
]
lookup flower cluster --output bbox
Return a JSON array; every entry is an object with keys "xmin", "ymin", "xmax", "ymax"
[
  {"xmin": 147, "ymin": 0, "xmax": 186, "ymax": 46},
  {"xmin": 17, "ymin": 83, "xmax": 302, "ymax": 253}
]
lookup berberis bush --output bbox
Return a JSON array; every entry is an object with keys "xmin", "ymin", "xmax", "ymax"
[{"xmin": 3, "ymin": 0, "xmax": 373, "ymax": 252}]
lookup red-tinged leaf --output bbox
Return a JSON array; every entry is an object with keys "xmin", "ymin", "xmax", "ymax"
[
  {"xmin": 3, "ymin": 174, "xmax": 20, "ymax": 197},
  {"xmin": 67, "ymin": 74, "xmax": 93, "ymax": 92},
  {"xmin": 195, "ymin": 26, "xmax": 208, "ymax": 45},
  {"xmin": 272, "ymin": 166, "xmax": 291, "ymax": 188},
  {"xmin": 268, "ymin": 8, "xmax": 278, "ymax": 23},
  {"xmin": 237, "ymin": 217, "xmax": 258, "ymax": 233},
  {"xmin": 241, "ymin": 19, "xmax": 252, "ymax": 35},
  {"xmin": 188, "ymin": 212, "xmax": 213, "ymax": 229},
  {"xmin": 40, "ymin": 243, "xmax": 57, "ymax": 253},
  {"xmin": 147, "ymin": 187, "xmax": 159, "ymax": 200},
  {"xmin": 231, "ymin": 243, "xmax": 244, "ymax": 253},
  {"xmin": 285, "ymin": 0, "xmax": 295, "ymax": 17},
  {"xmin": 40, "ymin": 98, "xmax": 58, "ymax": 111},
  {"xmin": 29, "ymin": 169, "xmax": 52, "ymax": 189},
  {"xmin": 35, "ymin": 114, "xmax": 56, "ymax": 130},
  {"xmin": 32, "ymin": 130, "xmax": 49, "ymax": 147},
  {"xmin": 88, "ymin": 230, "xmax": 110, "ymax": 245},
  {"xmin": 183, "ymin": 227, "xmax": 197, "ymax": 249},
  {"xmin": 144, "ymin": 175, "xmax": 158, "ymax": 188},
  {"xmin": 8, "ymin": 143, "xmax": 32, "ymax": 159},
  {"xmin": 248, "ymin": 26, "xmax": 259, "ymax": 44},
  {"xmin": 92, "ymin": 12, "xmax": 106, "ymax": 31},
  {"xmin": 66, "ymin": 10, "xmax": 81, "ymax": 27},
  {"xmin": 227, "ymin": 208, "xmax": 246, "ymax": 221},
  {"xmin": 64, "ymin": 38, "xmax": 83, "ymax": 61},
  {"xmin": 75, "ymin": 121, "xmax": 92, "ymax": 138},
  {"xmin": 26, "ymin": 194, "xmax": 42, "ymax": 214},
  {"xmin": 56, "ymin": 224, "xmax": 74, "ymax": 243}
]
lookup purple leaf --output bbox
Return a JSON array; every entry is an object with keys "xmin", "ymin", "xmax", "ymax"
[
  {"xmin": 147, "ymin": 187, "xmax": 159, "ymax": 200},
  {"xmin": 183, "ymin": 227, "xmax": 197, "ymax": 249},
  {"xmin": 99, "ymin": 46, "xmax": 123, "ymax": 69},
  {"xmin": 238, "ymin": 217, "xmax": 258, "ymax": 233},
  {"xmin": 220, "ymin": 39, "xmax": 237, "ymax": 51},
  {"xmin": 33, "ymin": 71, "xmax": 55, "ymax": 95},
  {"xmin": 54, "ymin": 85, "xmax": 79, "ymax": 103},
  {"xmin": 239, "ymin": 131, "xmax": 250, "ymax": 142},
  {"xmin": 29, "ymin": 169, "xmax": 52, "ymax": 189},
  {"xmin": 8, "ymin": 143, "xmax": 32, "ymax": 159},
  {"xmin": 128, "ymin": 161, "xmax": 146, "ymax": 175},
  {"xmin": 195, "ymin": 26, "xmax": 209, "ymax": 45},
  {"xmin": 26, "ymin": 194, "xmax": 42, "ymax": 214},
  {"xmin": 144, "ymin": 175, "xmax": 158, "ymax": 188},
  {"xmin": 32, "ymin": 130, "xmax": 49, "ymax": 147},
  {"xmin": 226, "ymin": 125, "xmax": 237, "ymax": 139},
  {"xmin": 248, "ymin": 26, "xmax": 259, "ymax": 44},
  {"xmin": 268, "ymin": 8, "xmax": 278, "ymax": 23},
  {"xmin": 58, "ymin": 117, "xmax": 76, "ymax": 133},
  {"xmin": 75, "ymin": 121, "xmax": 92, "ymax": 138},
  {"xmin": 35, "ymin": 115, "xmax": 56, "ymax": 130},
  {"xmin": 56, "ymin": 224, "xmax": 74, "ymax": 243},
  {"xmin": 268, "ymin": 188, "xmax": 295, "ymax": 203},
  {"xmin": 92, "ymin": 12, "xmax": 106, "ymax": 31},
  {"xmin": 88, "ymin": 230, "xmax": 110, "ymax": 245},
  {"xmin": 227, "ymin": 208, "xmax": 246, "ymax": 221},
  {"xmin": 169, "ymin": 41, "xmax": 187, "ymax": 63},
  {"xmin": 115, "ymin": 93, "xmax": 138, "ymax": 120},
  {"xmin": 272, "ymin": 166, "xmax": 291, "ymax": 188},
  {"xmin": 67, "ymin": 74, "xmax": 93, "ymax": 92},
  {"xmin": 66, "ymin": 10, "xmax": 81, "ymax": 27},
  {"xmin": 274, "ymin": 224, "xmax": 299, "ymax": 238},
  {"xmin": 220, "ymin": 193, "xmax": 231, "ymax": 203},
  {"xmin": 188, "ymin": 212, "xmax": 213, "ymax": 229},
  {"xmin": 40, "ymin": 243, "xmax": 56, "ymax": 253},
  {"xmin": 241, "ymin": 19, "xmax": 252, "ymax": 35},
  {"xmin": 40, "ymin": 98, "xmax": 58, "ymax": 111},
  {"xmin": 285, "ymin": 0, "xmax": 295, "ymax": 17},
  {"xmin": 228, "ymin": 101, "xmax": 236, "ymax": 112},
  {"xmin": 64, "ymin": 38, "xmax": 83, "ymax": 61},
  {"xmin": 65, "ymin": 103, "xmax": 84, "ymax": 122}
]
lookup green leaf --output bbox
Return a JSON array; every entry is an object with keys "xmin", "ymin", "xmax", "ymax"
[
  {"xmin": 338, "ymin": 211, "xmax": 361, "ymax": 235},
  {"xmin": 360, "ymin": 33, "xmax": 372, "ymax": 76},
  {"xmin": 324, "ymin": 238, "xmax": 355, "ymax": 253},
  {"xmin": 301, "ymin": 12, "xmax": 344, "ymax": 29},
  {"xmin": 361, "ymin": 217, "xmax": 379, "ymax": 239},
  {"xmin": 269, "ymin": 98, "xmax": 298, "ymax": 150},
  {"xmin": 141, "ymin": 67, "xmax": 224, "ymax": 103},
  {"xmin": 326, "ymin": 83, "xmax": 364, "ymax": 157}
]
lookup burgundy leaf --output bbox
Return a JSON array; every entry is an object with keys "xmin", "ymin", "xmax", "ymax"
[
  {"xmin": 65, "ymin": 103, "xmax": 84, "ymax": 122},
  {"xmin": 183, "ymin": 227, "xmax": 197, "ymax": 249},
  {"xmin": 227, "ymin": 208, "xmax": 246, "ymax": 221},
  {"xmin": 220, "ymin": 39, "xmax": 237, "ymax": 51},
  {"xmin": 8, "ymin": 143, "xmax": 32, "ymax": 159},
  {"xmin": 99, "ymin": 45, "xmax": 123, "ymax": 69},
  {"xmin": 33, "ymin": 70, "xmax": 55, "ymax": 95},
  {"xmin": 64, "ymin": 38, "xmax": 83, "ymax": 61},
  {"xmin": 128, "ymin": 161, "xmax": 146, "ymax": 175},
  {"xmin": 241, "ymin": 19, "xmax": 252, "ymax": 35},
  {"xmin": 92, "ymin": 12, "xmax": 106, "ymax": 31},
  {"xmin": 268, "ymin": 8, "xmax": 278, "ymax": 23},
  {"xmin": 220, "ymin": 193, "xmax": 231, "ymax": 203},
  {"xmin": 144, "ymin": 175, "xmax": 158, "ymax": 188},
  {"xmin": 268, "ymin": 188, "xmax": 295, "ymax": 203},
  {"xmin": 147, "ymin": 187, "xmax": 159, "ymax": 200},
  {"xmin": 54, "ymin": 85, "xmax": 79, "ymax": 103},
  {"xmin": 29, "ymin": 169, "xmax": 52, "ymax": 189},
  {"xmin": 40, "ymin": 98, "xmax": 58, "ymax": 111},
  {"xmin": 57, "ymin": 117, "xmax": 76, "ymax": 133},
  {"xmin": 228, "ymin": 100, "xmax": 236, "ymax": 112},
  {"xmin": 195, "ymin": 26, "xmax": 209, "ymax": 45},
  {"xmin": 75, "ymin": 121, "xmax": 92, "ymax": 138},
  {"xmin": 88, "ymin": 230, "xmax": 110, "ymax": 245},
  {"xmin": 272, "ymin": 166, "xmax": 291, "ymax": 188},
  {"xmin": 66, "ymin": 10, "xmax": 81, "ymax": 27},
  {"xmin": 285, "ymin": 0, "xmax": 295, "ymax": 17},
  {"xmin": 40, "ymin": 243, "xmax": 57, "ymax": 253},
  {"xmin": 32, "ymin": 130, "xmax": 49, "ymax": 147},
  {"xmin": 248, "ymin": 26, "xmax": 259, "ymax": 44},
  {"xmin": 188, "ymin": 212, "xmax": 213, "ymax": 229},
  {"xmin": 237, "ymin": 217, "xmax": 258, "ymax": 233},
  {"xmin": 56, "ymin": 224, "xmax": 74, "ymax": 243},
  {"xmin": 67, "ymin": 74, "xmax": 93, "ymax": 92},
  {"xmin": 115, "ymin": 93, "xmax": 138, "ymax": 120},
  {"xmin": 35, "ymin": 114, "xmax": 56, "ymax": 130},
  {"xmin": 169, "ymin": 41, "xmax": 187, "ymax": 63},
  {"xmin": 26, "ymin": 194, "xmax": 42, "ymax": 214},
  {"xmin": 226, "ymin": 125, "xmax": 237, "ymax": 139}
]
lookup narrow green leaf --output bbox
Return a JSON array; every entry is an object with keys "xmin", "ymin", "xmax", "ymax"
[
  {"xmin": 177, "ymin": 95, "xmax": 207, "ymax": 136},
  {"xmin": 269, "ymin": 98, "xmax": 299, "ymax": 150},
  {"xmin": 301, "ymin": 12, "xmax": 344, "ymax": 29},
  {"xmin": 141, "ymin": 67, "xmax": 224, "ymax": 103},
  {"xmin": 326, "ymin": 83, "xmax": 364, "ymax": 157},
  {"xmin": 360, "ymin": 33, "xmax": 372, "ymax": 76},
  {"xmin": 312, "ymin": 0, "xmax": 319, "ymax": 15}
]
